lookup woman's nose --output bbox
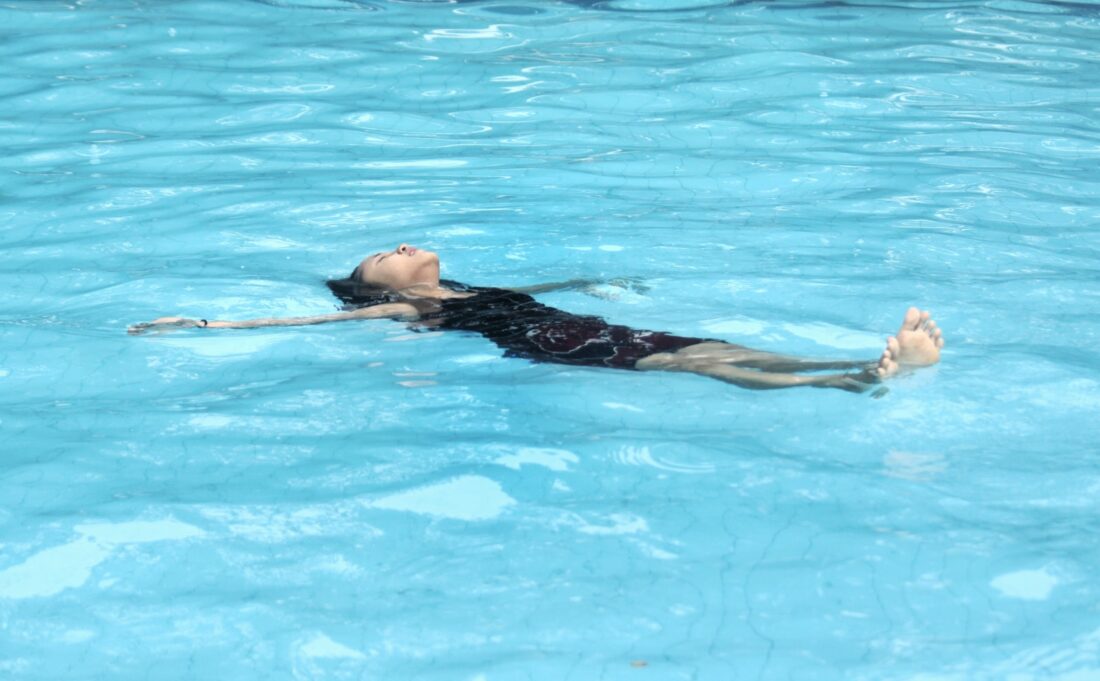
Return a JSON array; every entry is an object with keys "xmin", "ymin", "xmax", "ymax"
[{"xmin": 397, "ymin": 243, "xmax": 408, "ymax": 254}]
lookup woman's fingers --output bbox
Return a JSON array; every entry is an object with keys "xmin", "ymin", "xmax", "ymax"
[{"xmin": 584, "ymin": 288, "xmax": 620, "ymax": 301}]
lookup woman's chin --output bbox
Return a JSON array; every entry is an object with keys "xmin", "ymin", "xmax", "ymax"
[{"xmin": 417, "ymin": 260, "xmax": 441, "ymax": 282}]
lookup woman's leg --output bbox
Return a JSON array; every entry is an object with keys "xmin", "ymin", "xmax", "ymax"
[
  {"xmin": 637, "ymin": 351, "xmax": 880, "ymax": 393},
  {"xmin": 658, "ymin": 342, "xmax": 878, "ymax": 373},
  {"xmin": 636, "ymin": 308, "xmax": 944, "ymax": 393},
  {"xmin": 699, "ymin": 363, "xmax": 877, "ymax": 393}
]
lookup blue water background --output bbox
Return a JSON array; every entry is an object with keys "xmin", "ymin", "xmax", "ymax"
[{"xmin": 2, "ymin": 0, "xmax": 1099, "ymax": 678}]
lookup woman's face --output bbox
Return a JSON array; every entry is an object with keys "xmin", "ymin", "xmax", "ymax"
[{"xmin": 355, "ymin": 244, "xmax": 440, "ymax": 290}]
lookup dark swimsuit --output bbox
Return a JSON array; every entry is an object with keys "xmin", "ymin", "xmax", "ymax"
[{"xmin": 327, "ymin": 279, "xmax": 715, "ymax": 370}]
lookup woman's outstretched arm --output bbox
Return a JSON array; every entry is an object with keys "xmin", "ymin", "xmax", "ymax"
[
  {"xmin": 506, "ymin": 277, "xmax": 649, "ymax": 297},
  {"xmin": 128, "ymin": 302, "xmax": 419, "ymax": 334},
  {"xmin": 505, "ymin": 278, "xmax": 594, "ymax": 295}
]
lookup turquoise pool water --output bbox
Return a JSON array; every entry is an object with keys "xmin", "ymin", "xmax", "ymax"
[{"xmin": 2, "ymin": 0, "xmax": 1099, "ymax": 678}]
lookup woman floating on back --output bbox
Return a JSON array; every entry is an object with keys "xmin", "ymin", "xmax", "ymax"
[{"xmin": 129, "ymin": 243, "xmax": 944, "ymax": 393}]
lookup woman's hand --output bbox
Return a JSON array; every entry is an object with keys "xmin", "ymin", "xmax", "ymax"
[
  {"xmin": 581, "ymin": 276, "xmax": 651, "ymax": 301},
  {"xmin": 127, "ymin": 317, "xmax": 207, "ymax": 335}
]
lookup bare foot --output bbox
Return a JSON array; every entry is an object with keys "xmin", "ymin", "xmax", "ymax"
[{"xmin": 875, "ymin": 307, "xmax": 945, "ymax": 379}]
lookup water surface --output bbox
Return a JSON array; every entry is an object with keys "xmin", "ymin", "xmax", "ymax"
[{"xmin": 2, "ymin": 0, "xmax": 1099, "ymax": 678}]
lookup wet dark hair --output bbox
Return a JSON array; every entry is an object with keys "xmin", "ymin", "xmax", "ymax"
[
  {"xmin": 325, "ymin": 271, "xmax": 400, "ymax": 309},
  {"xmin": 325, "ymin": 267, "xmax": 470, "ymax": 309}
]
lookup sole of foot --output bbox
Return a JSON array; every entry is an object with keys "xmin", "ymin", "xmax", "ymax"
[{"xmin": 875, "ymin": 307, "xmax": 945, "ymax": 379}]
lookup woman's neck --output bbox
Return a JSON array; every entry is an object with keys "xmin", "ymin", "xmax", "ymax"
[{"xmin": 398, "ymin": 282, "xmax": 471, "ymax": 299}]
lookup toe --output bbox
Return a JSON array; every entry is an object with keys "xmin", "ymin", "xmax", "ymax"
[
  {"xmin": 887, "ymin": 336, "xmax": 900, "ymax": 356},
  {"xmin": 902, "ymin": 307, "xmax": 921, "ymax": 331},
  {"xmin": 877, "ymin": 357, "xmax": 898, "ymax": 379}
]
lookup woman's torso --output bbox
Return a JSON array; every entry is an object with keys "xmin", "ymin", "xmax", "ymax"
[{"xmin": 410, "ymin": 283, "xmax": 712, "ymax": 370}]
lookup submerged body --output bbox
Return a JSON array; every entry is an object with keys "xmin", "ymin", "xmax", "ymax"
[
  {"xmin": 333, "ymin": 280, "xmax": 713, "ymax": 370},
  {"xmin": 131, "ymin": 243, "xmax": 945, "ymax": 392}
]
